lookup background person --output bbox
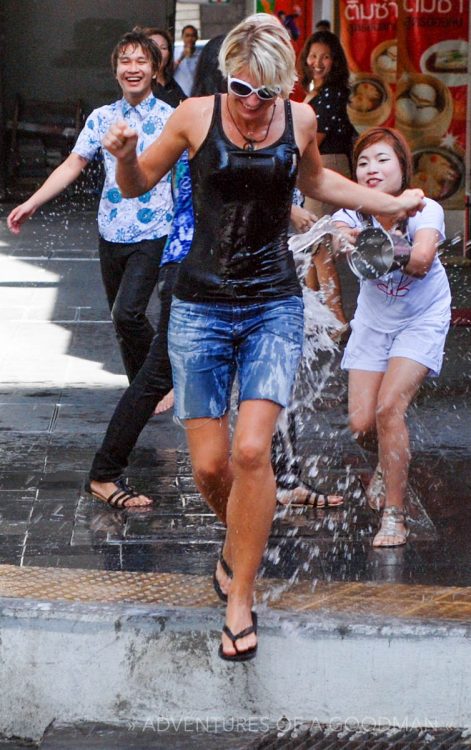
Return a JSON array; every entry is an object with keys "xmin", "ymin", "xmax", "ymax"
[
  {"xmin": 136, "ymin": 26, "xmax": 186, "ymax": 108},
  {"xmin": 191, "ymin": 34, "xmax": 227, "ymax": 97},
  {"xmin": 298, "ymin": 30, "xmax": 357, "ymax": 332},
  {"xmin": 174, "ymin": 24, "xmax": 201, "ymax": 97},
  {"xmin": 332, "ymin": 127, "xmax": 451, "ymax": 547},
  {"xmin": 315, "ymin": 19, "xmax": 332, "ymax": 32},
  {"xmin": 102, "ymin": 14, "xmax": 424, "ymax": 661},
  {"xmin": 7, "ymin": 31, "xmax": 174, "ymax": 385}
]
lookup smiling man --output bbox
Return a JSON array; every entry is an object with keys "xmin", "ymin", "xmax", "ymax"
[{"xmin": 7, "ymin": 31, "xmax": 174, "ymax": 384}]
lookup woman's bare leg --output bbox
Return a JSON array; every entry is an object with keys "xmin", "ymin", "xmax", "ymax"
[
  {"xmin": 221, "ymin": 399, "xmax": 282, "ymax": 656},
  {"xmin": 348, "ymin": 369, "xmax": 384, "ymax": 445},
  {"xmin": 312, "ymin": 243, "xmax": 348, "ymax": 326},
  {"xmin": 373, "ymin": 357, "xmax": 428, "ymax": 545},
  {"xmin": 185, "ymin": 415, "xmax": 234, "ymax": 596},
  {"xmin": 184, "ymin": 414, "xmax": 232, "ymax": 524}
]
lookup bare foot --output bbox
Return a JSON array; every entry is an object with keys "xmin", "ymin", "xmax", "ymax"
[
  {"xmin": 88, "ymin": 479, "xmax": 153, "ymax": 508},
  {"xmin": 154, "ymin": 389, "xmax": 174, "ymax": 415}
]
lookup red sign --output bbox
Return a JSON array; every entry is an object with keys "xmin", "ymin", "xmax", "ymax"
[
  {"xmin": 396, "ymin": 0, "xmax": 468, "ymax": 209},
  {"xmin": 340, "ymin": 0, "xmax": 469, "ymax": 211}
]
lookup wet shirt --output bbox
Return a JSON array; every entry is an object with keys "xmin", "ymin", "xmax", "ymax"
[
  {"xmin": 332, "ymin": 198, "xmax": 451, "ymax": 332},
  {"xmin": 73, "ymin": 94, "xmax": 174, "ymax": 243},
  {"xmin": 308, "ymin": 85, "xmax": 356, "ymax": 156},
  {"xmin": 173, "ymin": 94, "xmax": 302, "ymax": 303}
]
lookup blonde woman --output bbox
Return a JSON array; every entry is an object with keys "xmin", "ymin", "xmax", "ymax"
[{"xmin": 102, "ymin": 16, "xmax": 424, "ymax": 661}]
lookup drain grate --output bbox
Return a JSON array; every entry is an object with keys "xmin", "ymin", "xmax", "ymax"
[{"xmin": 246, "ymin": 727, "xmax": 471, "ymax": 749}]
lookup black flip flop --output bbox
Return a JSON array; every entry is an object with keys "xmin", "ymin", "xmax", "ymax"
[{"xmin": 218, "ymin": 611, "xmax": 258, "ymax": 662}]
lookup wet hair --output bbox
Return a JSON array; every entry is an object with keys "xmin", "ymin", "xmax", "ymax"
[
  {"xmin": 352, "ymin": 127, "xmax": 412, "ymax": 191},
  {"xmin": 192, "ymin": 34, "xmax": 227, "ymax": 96},
  {"xmin": 136, "ymin": 27, "xmax": 175, "ymax": 85},
  {"xmin": 111, "ymin": 31, "xmax": 161, "ymax": 76},
  {"xmin": 298, "ymin": 30, "xmax": 349, "ymax": 91},
  {"xmin": 218, "ymin": 13, "xmax": 296, "ymax": 99}
]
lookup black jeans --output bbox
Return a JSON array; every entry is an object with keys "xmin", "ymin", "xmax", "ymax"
[
  {"xmin": 89, "ymin": 263, "xmax": 179, "ymax": 482},
  {"xmin": 99, "ymin": 236, "xmax": 167, "ymax": 382}
]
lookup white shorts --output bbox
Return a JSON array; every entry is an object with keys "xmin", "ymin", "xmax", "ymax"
[{"xmin": 341, "ymin": 315, "xmax": 450, "ymax": 377}]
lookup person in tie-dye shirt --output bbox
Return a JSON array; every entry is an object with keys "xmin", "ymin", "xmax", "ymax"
[{"xmin": 7, "ymin": 31, "xmax": 174, "ymax": 383}]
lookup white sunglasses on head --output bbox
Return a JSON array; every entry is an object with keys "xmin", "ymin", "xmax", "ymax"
[{"xmin": 228, "ymin": 76, "xmax": 280, "ymax": 100}]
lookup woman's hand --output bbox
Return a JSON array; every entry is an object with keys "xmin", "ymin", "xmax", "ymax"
[
  {"xmin": 102, "ymin": 121, "xmax": 138, "ymax": 162},
  {"xmin": 290, "ymin": 205, "xmax": 317, "ymax": 233},
  {"xmin": 331, "ymin": 224, "xmax": 360, "ymax": 256},
  {"xmin": 395, "ymin": 188, "xmax": 425, "ymax": 218}
]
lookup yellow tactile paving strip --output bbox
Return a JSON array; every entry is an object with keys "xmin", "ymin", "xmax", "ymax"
[{"xmin": 1, "ymin": 564, "xmax": 471, "ymax": 623}]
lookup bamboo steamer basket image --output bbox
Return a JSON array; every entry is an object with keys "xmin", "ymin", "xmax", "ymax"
[
  {"xmin": 347, "ymin": 73, "xmax": 392, "ymax": 133},
  {"xmin": 395, "ymin": 73, "xmax": 452, "ymax": 143},
  {"xmin": 410, "ymin": 136, "xmax": 465, "ymax": 210},
  {"xmin": 371, "ymin": 40, "xmax": 397, "ymax": 85}
]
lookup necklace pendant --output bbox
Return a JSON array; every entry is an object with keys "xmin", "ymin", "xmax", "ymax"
[{"xmin": 244, "ymin": 141, "xmax": 255, "ymax": 152}]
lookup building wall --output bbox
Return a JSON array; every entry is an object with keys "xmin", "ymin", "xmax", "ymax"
[
  {"xmin": 174, "ymin": 0, "xmax": 253, "ymax": 43},
  {"xmin": 0, "ymin": 0, "xmax": 174, "ymax": 118}
]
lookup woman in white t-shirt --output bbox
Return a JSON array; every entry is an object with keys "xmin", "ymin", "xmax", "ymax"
[{"xmin": 332, "ymin": 127, "xmax": 451, "ymax": 547}]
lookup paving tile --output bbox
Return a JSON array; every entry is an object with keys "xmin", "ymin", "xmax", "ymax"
[{"xmin": 1, "ymin": 208, "xmax": 471, "ymax": 626}]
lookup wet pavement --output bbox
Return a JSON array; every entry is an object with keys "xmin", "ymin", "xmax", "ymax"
[
  {"xmin": 0, "ymin": 200, "xmax": 470, "ymax": 588},
  {"xmin": 0, "ymin": 202, "xmax": 471, "ymax": 745}
]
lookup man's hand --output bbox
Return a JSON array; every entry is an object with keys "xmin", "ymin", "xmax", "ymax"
[
  {"xmin": 102, "ymin": 121, "xmax": 138, "ymax": 162},
  {"xmin": 7, "ymin": 200, "xmax": 36, "ymax": 235}
]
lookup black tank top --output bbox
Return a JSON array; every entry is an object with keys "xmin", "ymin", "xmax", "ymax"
[{"xmin": 174, "ymin": 94, "xmax": 302, "ymax": 303}]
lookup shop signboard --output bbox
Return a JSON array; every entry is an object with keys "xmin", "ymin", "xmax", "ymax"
[{"xmin": 340, "ymin": 0, "xmax": 469, "ymax": 213}]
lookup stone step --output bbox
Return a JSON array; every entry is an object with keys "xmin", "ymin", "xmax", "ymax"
[{"xmin": 1, "ymin": 589, "xmax": 471, "ymax": 742}]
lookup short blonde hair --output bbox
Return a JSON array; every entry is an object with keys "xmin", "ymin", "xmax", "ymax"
[{"xmin": 218, "ymin": 13, "xmax": 296, "ymax": 98}]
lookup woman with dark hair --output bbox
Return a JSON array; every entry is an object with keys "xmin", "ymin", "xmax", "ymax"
[
  {"xmin": 299, "ymin": 30, "xmax": 354, "ymax": 153},
  {"xmin": 137, "ymin": 27, "xmax": 187, "ymax": 109},
  {"xmin": 333, "ymin": 127, "xmax": 450, "ymax": 547},
  {"xmin": 298, "ymin": 29, "xmax": 356, "ymax": 331},
  {"xmin": 299, "ymin": 31, "xmax": 356, "ymax": 197}
]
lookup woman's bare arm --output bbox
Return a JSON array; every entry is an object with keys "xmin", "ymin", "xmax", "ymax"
[
  {"xmin": 292, "ymin": 102, "xmax": 425, "ymax": 220},
  {"xmin": 403, "ymin": 227, "xmax": 440, "ymax": 277}
]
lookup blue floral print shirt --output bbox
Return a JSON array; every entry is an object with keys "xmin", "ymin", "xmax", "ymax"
[
  {"xmin": 73, "ymin": 94, "xmax": 174, "ymax": 243},
  {"xmin": 161, "ymin": 150, "xmax": 194, "ymax": 266}
]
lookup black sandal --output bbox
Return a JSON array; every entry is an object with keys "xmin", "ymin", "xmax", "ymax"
[
  {"xmin": 84, "ymin": 478, "xmax": 153, "ymax": 509},
  {"xmin": 218, "ymin": 611, "xmax": 258, "ymax": 662},
  {"xmin": 213, "ymin": 550, "xmax": 233, "ymax": 603}
]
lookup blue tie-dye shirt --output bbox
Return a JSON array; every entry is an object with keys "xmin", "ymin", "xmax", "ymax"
[{"xmin": 73, "ymin": 94, "xmax": 174, "ymax": 243}]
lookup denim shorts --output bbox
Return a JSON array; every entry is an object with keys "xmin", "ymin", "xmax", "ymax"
[{"xmin": 168, "ymin": 296, "xmax": 304, "ymax": 420}]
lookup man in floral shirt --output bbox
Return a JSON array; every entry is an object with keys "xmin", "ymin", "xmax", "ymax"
[{"xmin": 7, "ymin": 30, "xmax": 174, "ymax": 382}]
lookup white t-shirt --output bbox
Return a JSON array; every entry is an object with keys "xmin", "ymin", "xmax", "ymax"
[
  {"xmin": 332, "ymin": 198, "xmax": 451, "ymax": 333},
  {"xmin": 174, "ymin": 50, "xmax": 201, "ymax": 97}
]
